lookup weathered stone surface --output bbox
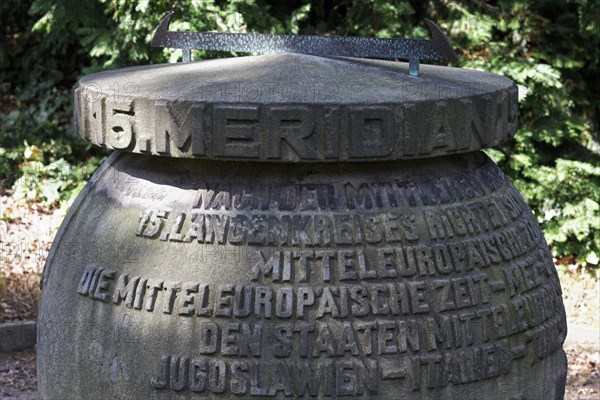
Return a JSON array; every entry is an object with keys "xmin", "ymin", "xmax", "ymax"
[
  {"xmin": 40, "ymin": 45, "xmax": 567, "ymax": 400},
  {"xmin": 73, "ymin": 54, "xmax": 518, "ymax": 161},
  {"xmin": 38, "ymin": 151, "xmax": 567, "ymax": 399}
]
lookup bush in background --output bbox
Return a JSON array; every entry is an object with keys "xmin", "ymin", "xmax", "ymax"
[{"xmin": 2, "ymin": 0, "xmax": 599, "ymax": 271}]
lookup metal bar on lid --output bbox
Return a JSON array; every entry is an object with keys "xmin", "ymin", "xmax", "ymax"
[{"xmin": 151, "ymin": 12, "xmax": 457, "ymax": 77}]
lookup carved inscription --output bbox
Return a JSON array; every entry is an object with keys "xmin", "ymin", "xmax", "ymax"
[
  {"xmin": 77, "ymin": 268, "xmax": 562, "ymax": 334},
  {"xmin": 148, "ymin": 341, "xmax": 516, "ymax": 395},
  {"xmin": 73, "ymin": 155, "xmax": 566, "ymax": 395},
  {"xmin": 78, "ymin": 272, "xmax": 495, "ymax": 319},
  {"xmin": 75, "ymin": 220, "xmax": 565, "ymax": 395},
  {"xmin": 76, "ymin": 261, "xmax": 564, "ymax": 394},
  {"xmin": 75, "ymin": 95, "xmax": 136, "ymax": 150},
  {"xmin": 151, "ymin": 356, "xmax": 378, "ymax": 396},
  {"xmin": 73, "ymin": 86, "xmax": 519, "ymax": 160},
  {"xmin": 132, "ymin": 173, "xmax": 537, "ymax": 253},
  {"xmin": 142, "ymin": 163, "xmax": 507, "ymax": 212},
  {"xmin": 133, "ymin": 211, "xmax": 541, "ymax": 290},
  {"xmin": 135, "ymin": 192, "xmax": 535, "ymax": 250}
]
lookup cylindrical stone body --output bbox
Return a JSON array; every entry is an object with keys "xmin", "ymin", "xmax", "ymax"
[
  {"xmin": 38, "ymin": 53, "xmax": 567, "ymax": 399},
  {"xmin": 38, "ymin": 151, "xmax": 567, "ymax": 399}
]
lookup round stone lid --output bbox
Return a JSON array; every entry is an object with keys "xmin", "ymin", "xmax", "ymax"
[{"xmin": 73, "ymin": 53, "xmax": 518, "ymax": 162}]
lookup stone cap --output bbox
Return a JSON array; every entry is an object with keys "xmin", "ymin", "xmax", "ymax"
[{"xmin": 73, "ymin": 53, "xmax": 518, "ymax": 162}]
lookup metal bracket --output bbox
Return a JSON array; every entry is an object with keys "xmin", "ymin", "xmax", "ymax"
[{"xmin": 151, "ymin": 12, "xmax": 457, "ymax": 77}]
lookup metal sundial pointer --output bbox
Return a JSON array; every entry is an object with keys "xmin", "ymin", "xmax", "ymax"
[{"xmin": 151, "ymin": 12, "xmax": 457, "ymax": 77}]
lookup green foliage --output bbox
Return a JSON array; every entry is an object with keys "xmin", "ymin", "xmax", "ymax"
[
  {"xmin": 1, "ymin": 0, "xmax": 108, "ymax": 200},
  {"xmin": 11, "ymin": 142, "xmax": 100, "ymax": 206},
  {"xmin": 447, "ymin": 1, "xmax": 600, "ymax": 269},
  {"xmin": 1, "ymin": 0, "xmax": 598, "ymax": 270},
  {"xmin": 515, "ymin": 158, "xmax": 600, "ymax": 267}
]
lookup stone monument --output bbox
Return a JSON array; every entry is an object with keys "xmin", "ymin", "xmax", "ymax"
[{"xmin": 37, "ymin": 14, "xmax": 567, "ymax": 399}]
